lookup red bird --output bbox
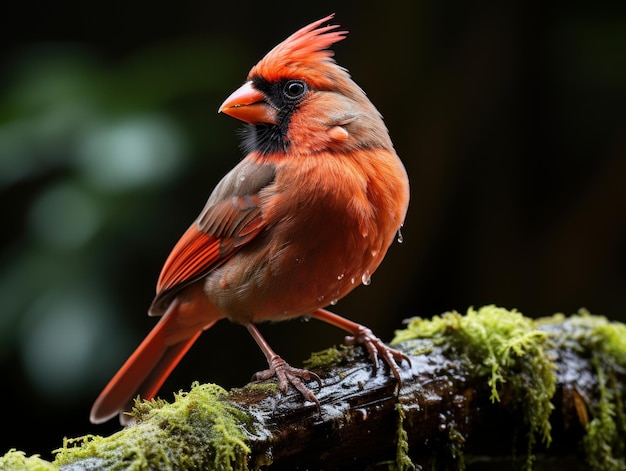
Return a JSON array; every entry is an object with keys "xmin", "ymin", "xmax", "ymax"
[{"xmin": 90, "ymin": 14, "xmax": 410, "ymax": 424}]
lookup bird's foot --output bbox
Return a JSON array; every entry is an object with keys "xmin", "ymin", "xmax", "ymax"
[
  {"xmin": 344, "ymin": 325, "xmax": 411, "ymax": 384},
  {"xmin": 252, "ymin": 355, "xmax": 322, "ymax": 408}
]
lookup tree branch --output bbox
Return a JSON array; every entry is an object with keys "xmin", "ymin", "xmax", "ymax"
[{"xmin": 4, "ymin": 306, "xmax": 626, "ymax": 471}]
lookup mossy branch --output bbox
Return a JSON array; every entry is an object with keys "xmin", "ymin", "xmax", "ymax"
[{"xmin": 4, "ymin": 306, "xmax": 626, "ymax": 470}]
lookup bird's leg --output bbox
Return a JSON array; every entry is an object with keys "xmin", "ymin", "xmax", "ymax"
[
  {"xmin": 310, "ymin": 309, "xmax": 411, "ymax": 384},
  {"xmin": 246, "ymin": 323, "xmax": 321, "ymax": 408}
]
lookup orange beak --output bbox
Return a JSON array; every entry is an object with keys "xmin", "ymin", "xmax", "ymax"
[{"xmin": 218, "ymin": 81, "xmax": 278, "ymax": 125}]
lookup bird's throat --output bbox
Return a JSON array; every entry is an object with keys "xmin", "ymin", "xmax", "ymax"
[{"xmin": 240, "ymin": 120, "xmax": 291, "ymax": 156}]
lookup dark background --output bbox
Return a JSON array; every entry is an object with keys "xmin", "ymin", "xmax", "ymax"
[{"xmin": 1, "ymin": 0, "xmax": 625, "ymax": 461}]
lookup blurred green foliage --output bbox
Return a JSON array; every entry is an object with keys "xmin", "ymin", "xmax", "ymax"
[{"xmin": 0, "ymin": 39, "xmax": 241, "ymax": 400}]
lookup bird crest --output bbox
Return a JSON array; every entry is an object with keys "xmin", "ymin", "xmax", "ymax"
[{"xmin": 249, "ymin": 14, "xmax": 348, "ymax": 87}]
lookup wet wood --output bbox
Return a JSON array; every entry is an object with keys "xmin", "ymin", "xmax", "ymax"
[
  {"xmin": 224, "ymin": 322, "xmax": 609, "ymax": 470},
  {"xmin": 59, "ymin": 317, "xmax": 624, "ymax": 470}
]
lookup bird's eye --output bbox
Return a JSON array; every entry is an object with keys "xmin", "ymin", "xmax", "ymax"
[{"xmin": 283, "ymin": 80, "xmax": 308, "ymax": 100}]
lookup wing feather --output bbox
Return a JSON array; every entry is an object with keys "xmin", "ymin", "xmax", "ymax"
[
  {"xmin": 156, "ymin": 228, "xmax": 221, "ymax": 293},
  {"xmin": 150, "ymin": 159, "xmax": 276, "ymax": 314}
]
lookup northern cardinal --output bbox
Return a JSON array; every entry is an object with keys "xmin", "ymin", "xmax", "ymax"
[{"xmin": 90, "ymin": 14, "xmax": 410, "ymax": 424}]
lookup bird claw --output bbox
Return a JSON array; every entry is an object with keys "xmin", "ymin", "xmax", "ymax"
[
  {"xmin": 344, "ymin": 326, "xmax": 411, "ymax": 384},
  {"xmin": 252, "ymin": 355, "xmax": 322, "ymax": 409}
]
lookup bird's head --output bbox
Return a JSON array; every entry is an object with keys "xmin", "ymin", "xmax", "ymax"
[{"xmin": 219, "ymin": 14, "xmax": 393, "ymax": 157}]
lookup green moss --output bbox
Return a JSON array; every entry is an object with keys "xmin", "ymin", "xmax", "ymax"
[
  {"xmin": 7, "ymin": 308, "xmax": 626, "ymax": 469},
  {"xmin": 595, "ymin": 322, "xmax": 626, "ymax": 366},
  {"xmin": 53, "ymin": 382, "xmax": 253, "ymax": 471},
  {"xmin": 446, "ymin": 421, "xmax": 466, "ymax": 470},
  {"xmin": 583, "ymin": 354, "xmax": 625, "ymax": 470},
  {"xmin": 393, "ymin": 305, "xmax": 556, "ymax": 469},
  {"xmin": 302, "ymin": 344, "xmax": 360, "ymax": 370},
  {"xmin": 541, "ymin": 312, "xmax": 626, "ymax": 470},
  {"xmin": 0, "ymin": 450, "xmax": 57, "ymax": 471},
  {"xmin": 240, "ymin": 382, "xmax": 279, "ymax": 394},
  {"xmin": 394, "ymin": 403, "xmax": 416, "ymax": 471}
]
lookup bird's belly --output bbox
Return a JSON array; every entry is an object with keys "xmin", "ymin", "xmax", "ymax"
[{"xmin": 204, "ymin": 215, "xmax": 387, "ymax": 324}]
